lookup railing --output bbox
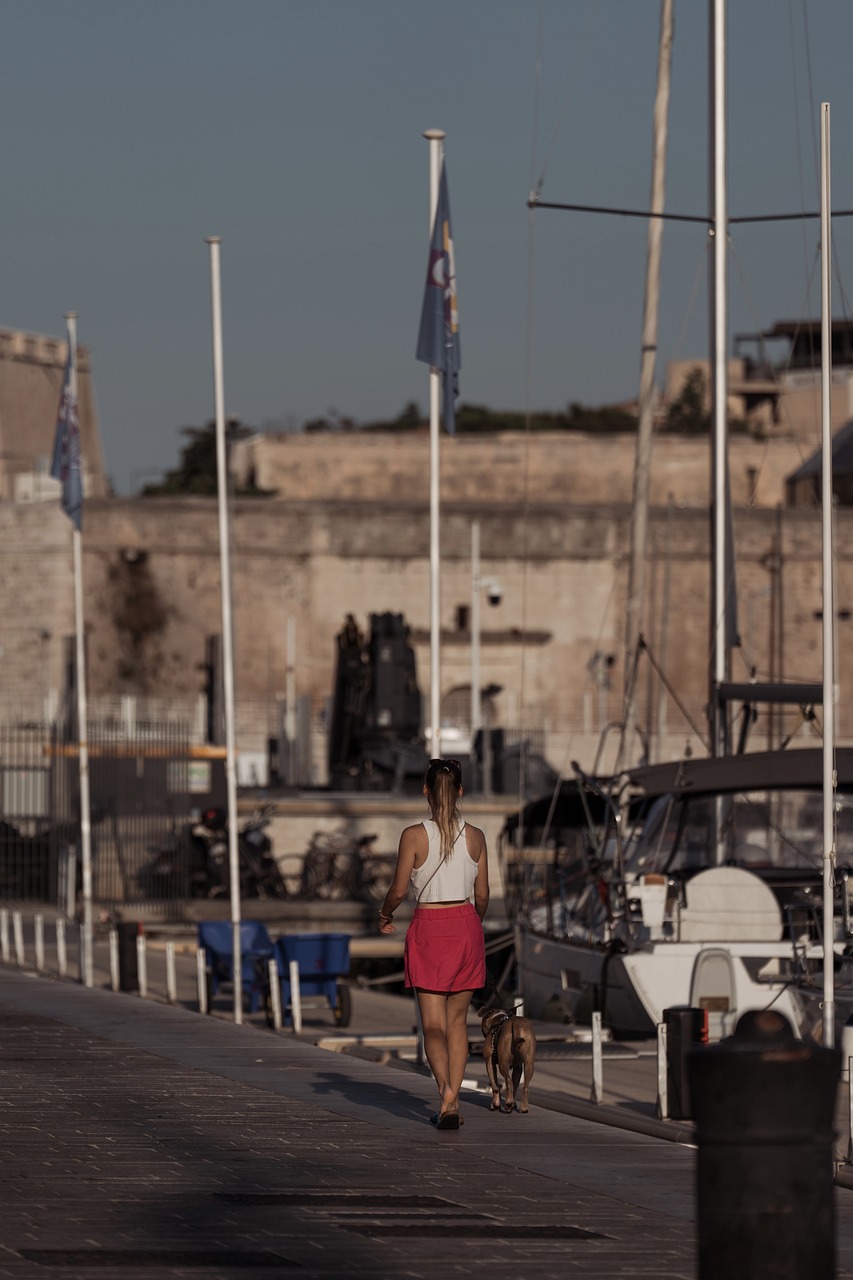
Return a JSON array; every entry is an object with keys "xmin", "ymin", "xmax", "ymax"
[{"xmin": 4, "ymin": 904, "xmax": 853, "ymax": 1174}]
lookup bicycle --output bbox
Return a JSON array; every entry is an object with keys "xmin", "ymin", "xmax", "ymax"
[{"xmin": 298, "ymin": 831, "xmax": 396, "ymax": 904}]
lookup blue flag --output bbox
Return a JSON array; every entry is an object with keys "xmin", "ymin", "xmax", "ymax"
[
  {"xmin": 416, "ymin": 163, "xmax": 460, "ymax": 434},
  {"xmin": 50, "ymin": 349, "xmax": 83, "ymax": 530}
]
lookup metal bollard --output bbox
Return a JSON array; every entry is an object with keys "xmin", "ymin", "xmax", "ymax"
[
  {"xmin": 12, "ymin": 911, "xmax": 24, "ymax": 966},
  {"xmin": 166, "ymin": 942, "xmax": 177, "ymax": 1004},
  {"xmin": 196, "ymin": 947, "xmax": 208, "ymax": 1014},
  {"xmin": 289, "ymin": 959, "xmax": 302, "ymax": 1033},
  {"xmin": 689, "ymin": 1009, "xmax": 840, "ymax": 1280},
  {"xmin": 268, "ymin": 957, "xmax": 283, "ymax": 1031},
  {"xmin": 34, "ymin": 914, "xmax": 45, "ymax": 972},
  {"xmin": 56, "ymin": 918, "xmax": 67, "ymax": 976},
  {"xmin": 590, "ymin": 1010, "xmax": 603, "ymax": 1104},
  {"xmin": 136, "ymin": 934, "xmax": 148, "ymax": 998},
  {"xmin": 842, "ymin": 1013, "xmax": 853, "ymax": 1082},
  {"xmin": 109, "ymin": 928, "xmax": 120, "ymax": 991},
  {"xmin": 848, "ymin": 1056, "xmax": 853, "ymax": 1167},
  {"xmin": 0, "ymin": 908, "xmax": 9, "ymax": 962},
  {"xmin": 656, "ymin": 1021, "xmax": 669, "ymax": 1120}
]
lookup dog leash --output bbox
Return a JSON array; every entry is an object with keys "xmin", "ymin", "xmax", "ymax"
[{"xmin": 486, "ymin": 1010, "xmax": 511, "ymax": 1059}]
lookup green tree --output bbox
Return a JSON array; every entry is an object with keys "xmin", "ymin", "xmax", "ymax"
[
  {"xmin": 664, "ymin": 367, "xmax": 710, "ymax": 434},
  {"xmin": 360, "ymin": 401, "xmax": 424, "ymax": 432},
  {"xmin": 141, "ymin": 420, "xmax": 270, "ymax": 496}
]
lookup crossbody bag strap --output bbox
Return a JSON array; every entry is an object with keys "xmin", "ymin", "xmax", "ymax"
[{"xmin": 415, "ymin": 821, "xmax": 466, "ymax": 904}]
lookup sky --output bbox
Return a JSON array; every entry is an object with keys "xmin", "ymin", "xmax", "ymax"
[{"xmin": 3, "ymin": 0, "xmax": 853, "ymax": 495}]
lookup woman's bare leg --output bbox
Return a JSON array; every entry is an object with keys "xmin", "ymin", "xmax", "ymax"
[
  {"xmin": 445, "ymin": 990, "xmax": 473, "ymax": 1109},
  {"xmin": 416, "ymin": 990, "xmax": 450, "ymax": 1102},
  {"xmin": 416, "ymin": 989, "xmax": 474, "ymax": 1117}
]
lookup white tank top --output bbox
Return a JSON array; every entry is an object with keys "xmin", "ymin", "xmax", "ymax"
[{"xmin": 410, "ymin": 820, "xmax": 478, "ymax": 903}]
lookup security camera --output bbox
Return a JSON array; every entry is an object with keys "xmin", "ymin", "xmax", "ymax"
[{"xmin": 486, "ymin": 582, "xmax": 503, "ymax": 607}]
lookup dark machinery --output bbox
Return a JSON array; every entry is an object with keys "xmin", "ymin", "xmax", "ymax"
[{"xmin": 327, "ymin": 612, "xmax": 428, "ymax": 792}]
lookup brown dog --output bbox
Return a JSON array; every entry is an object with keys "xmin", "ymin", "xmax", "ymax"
[{"xmin": 479, "ymin": 1007, "xmax": 536, "ymax": 1113}]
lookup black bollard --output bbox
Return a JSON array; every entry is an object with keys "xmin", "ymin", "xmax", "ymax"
[
  {"xmin": 689, "ymin": 1009, "xmax": 840, "ymax": 1280},
  {"xmin": 663, "ymin": 1005, "xmax": 707, "ymax": 1119},
  {"xmin": 116, "ymin": 921, "xmax": 141, "ymax": 992}
]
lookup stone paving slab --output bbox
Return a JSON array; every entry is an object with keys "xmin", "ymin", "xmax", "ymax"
[{"xmin": 0, "ymin": 968, "xmax": 851, "ymax": 1279}]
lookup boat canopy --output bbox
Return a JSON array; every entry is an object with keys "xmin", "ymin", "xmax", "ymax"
[{"xmin": 621, "ymin": 747, "xmax": 853, "ymax": 801}]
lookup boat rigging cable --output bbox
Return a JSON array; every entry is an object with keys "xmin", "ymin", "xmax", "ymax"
[
  {"xmin": 516, "ymin": 0, "xmax": 849, "ymax": 870},
  {"xmin": 518, "ymin": 3, "xmax": 620, "ymax": 833},
  {"xmin": 528, "ymin": 2, "xmax": 853, "ymax": 766},
  {"xmin": 515, "ymin": 3, "xmax": 615, "ymax": 855}
]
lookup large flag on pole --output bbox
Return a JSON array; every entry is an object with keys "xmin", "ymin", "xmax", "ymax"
[
  {"xmin": 50, "ymin": 347, "xmax": 83, "ymax": 529},
  {"xmin": 416, "ymin": 162, "xmax": 460, "ymax": 433}
]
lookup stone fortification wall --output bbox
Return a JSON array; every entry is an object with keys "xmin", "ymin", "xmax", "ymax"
[
  {"xmin": 77, "ymin": 497, "xmax": 853, "ymax": 751},
  {"xmin": 0, "ymin": 503, "xmax": 77, "ymax": 708},
  {"xmin": 235, "ymin": 429, "xmax": 806, "ymax": 511},
  {"xmin": 0, "ymin": 493, "xmax": 846, "ymax": 774},
  {"xmin": 0, "ymin": 328, "xmax": 107, "ymax": 502}
]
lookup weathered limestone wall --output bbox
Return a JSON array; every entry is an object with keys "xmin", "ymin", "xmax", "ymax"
[
  {"xmin": 0, "ymin": 328, "xmax": 107, "ymax": 502},
  {"xmin": 81, "ymin": 498, "xmax": 853, "ymax": 745},
  {"xmin": 0, "ymin": 492, "xmax": 847, "ymax": 774},
  {"xmin": 0, "ymin": 503, "xmax": 77, "ymax": 707},
  {"xmin": 235, "ymin": 429, "xmax": 807, "ymax": 511}
]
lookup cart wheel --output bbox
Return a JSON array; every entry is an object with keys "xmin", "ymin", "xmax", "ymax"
[{"xmin": 334, "ymin": 983, "xmax": 352, "ymax": 1027}]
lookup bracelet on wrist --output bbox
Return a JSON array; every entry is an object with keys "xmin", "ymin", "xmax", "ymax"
[{"xmin": 379, "ymin": 910, "xmax": 392, "ymax": 921}]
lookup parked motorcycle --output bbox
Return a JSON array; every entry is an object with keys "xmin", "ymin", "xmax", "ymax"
[
  {"xmin": 139, "ymin": 824, "xmax": 211, "ymax": 899},
  {"xmin": 141, "ymin": 804, "xmax": 287, "ymax": 901},
  {"xmin": 194, "ymin": 804, "xmax": 287, "ymax": 900}
]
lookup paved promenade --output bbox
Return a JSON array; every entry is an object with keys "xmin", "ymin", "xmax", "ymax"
[{"xmin": 2, "ymin": 967, "xmax": 853, "ymax": 1279}]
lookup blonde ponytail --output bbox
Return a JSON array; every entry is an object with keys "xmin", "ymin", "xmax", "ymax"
[{"xmin": 424, "ymin": 758, "xmax": 463, "ymax": 860}]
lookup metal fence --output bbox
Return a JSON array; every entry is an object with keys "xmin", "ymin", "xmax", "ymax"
[{"xmin": 0, "ymin": 720, "xmax": 225, "ymax": 917}]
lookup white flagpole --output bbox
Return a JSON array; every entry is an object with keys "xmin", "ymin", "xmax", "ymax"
[
  {"xmin": 710, "ymin": 0, "xmax": 729, "ymax": 758},
  {"xmin": 206, "ymin": 237, "xmax": 243, "ymax": 1026},
  {"xmin": 424, "ymin": 128, "xmax": 445, "ymax": 759},
  {"xmin": 819, "ymin": 103, "xmax": 836, "ymax": 1047},
  {"xmin": 66, "ymin": 313, "xmax": 94, "ymax": 988},
  {"xmin": 470, "ymin": 519, "xmax": 481, "ymax": 740}
]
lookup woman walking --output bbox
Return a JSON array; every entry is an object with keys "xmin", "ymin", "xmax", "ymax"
[{"xmin": 378, "ymin": 758, "xmax": 489, "ymax": 1129}]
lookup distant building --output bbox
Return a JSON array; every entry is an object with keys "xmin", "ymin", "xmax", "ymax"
[
  {"xmin": 0, "ymin": 313, "xmax": 850, "ymax": 786},
  {"xmin": 786, "ymin": 418, "xmax": 853, "ymax": 508},
  {"xmin": 0, "ymin": 327, "xmax": 108, "ymax": 503}
]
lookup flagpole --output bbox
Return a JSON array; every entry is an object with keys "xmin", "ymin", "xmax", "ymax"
[
  {"xmin": 206, "ymin": 236, "xmax": 243, "ymax": 1026},
  {"xmin": 65, "ymin": 313, "xmax": 94, "ymax": 988},
  {"xmin": 424, "ymin": 128, "xmax": 445, "ymax": 759}
]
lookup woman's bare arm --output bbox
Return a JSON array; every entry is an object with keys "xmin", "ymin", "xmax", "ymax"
[
  {"xmin": 378, "ymin": 824, "xmax": 423, "ymax": 932},
  {"xmin": 469, "ymin": 825, "xmax": 490, "ymax": 921}
]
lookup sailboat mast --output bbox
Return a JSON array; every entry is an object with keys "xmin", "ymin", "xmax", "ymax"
[
  {"xmin": 819, "ymin": 102, "xmax": 835, "ymax": 1047},
  {"xmin": 710, "ymin": 0, "xmax": 729, "ymax": 758},
  {"xmin": 623, "ymin": 0, "xmax": 673, "ymax": 768}
]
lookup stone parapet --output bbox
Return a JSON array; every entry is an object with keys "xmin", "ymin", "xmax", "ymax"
[{"xmin": 237, "ymin": 429, "xmax": 806, "ymax": 511}]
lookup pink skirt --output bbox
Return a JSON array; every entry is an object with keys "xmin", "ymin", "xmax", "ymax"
[{"xmin": 404, "ymin": 903, "xmax": 486, "ymax": 993}]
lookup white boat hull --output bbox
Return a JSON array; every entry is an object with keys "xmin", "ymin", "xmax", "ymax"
[{"xmin": 516, "ymin": 925, "xmax": 810, "ymax": 1040}]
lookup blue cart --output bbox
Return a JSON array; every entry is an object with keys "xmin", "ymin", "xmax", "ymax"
[
  {"xmin": 272, "ymin": 932, "xmax": 352, "ymax": 1027},
  {"xmin": 197, "ymin": 920, "xmax": 275, "ymax": 1013}
]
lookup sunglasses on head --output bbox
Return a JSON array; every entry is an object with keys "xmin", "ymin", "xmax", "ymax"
[{"xmin": 430, "ymin": 758, "xmax": 461, "ymax": 770}]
